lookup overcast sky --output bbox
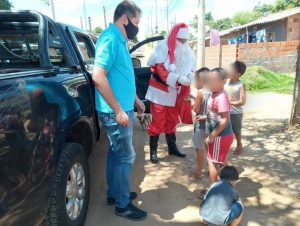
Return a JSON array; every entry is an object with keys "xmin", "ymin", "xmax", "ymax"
[{"xmin": 12, "ymin": 0, "xmax": 277, "ymax": 40}]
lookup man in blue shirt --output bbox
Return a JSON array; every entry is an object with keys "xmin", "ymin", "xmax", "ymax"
[{"xmin": 92, "ymin": 0, "xmax": 146, "ymax": 221}]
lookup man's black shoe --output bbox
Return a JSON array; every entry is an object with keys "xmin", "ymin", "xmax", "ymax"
[
  {"xmin": 115, "ymin": 202, "xmax": 147, "ymax": 221},
  {"xmin": 107, "ymin": 192, "xmax": 137, "ymax": 205}
]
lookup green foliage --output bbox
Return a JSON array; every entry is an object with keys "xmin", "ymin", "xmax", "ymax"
[
  {"xmin": 232, "ymin": 11, "xmax": 261, "ymax": 25},
  {"xmin": 191, "ymin": 14, "xmax": 234, "ymax": 31},
  {"xmin": 159, "ymin": 30, "xmax": 167, "ymax": 36},
  {"xmin": 241, "ymin": 66, "xmax": 294, "ymax": 94},
  {"xmin": 272, "ymin": 0, "xmax": 300, "ymax": 12},
  {"xmin": 0, "ymin": 0, "xmax": 13, "ymax": 10},
  {"xmin": 253, "ymin": 4, "xmax": 273, "ymax": 13},
  {"xmin": 190, "ymin": 0, "xmax": 300, "ymax": 32},
  {"xmin": 94, "ymin": 27, "xmax": 103, "ymax": 34}
]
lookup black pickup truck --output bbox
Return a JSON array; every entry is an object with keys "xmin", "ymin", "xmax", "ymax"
[{"xmin": 0, "ymin": 10, "xmax": 163, "ymax": 226}]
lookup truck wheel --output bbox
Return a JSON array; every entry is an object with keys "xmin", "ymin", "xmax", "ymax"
[{"xmin": 45, "ymin": 143, "xmax": 90, "ymax": 226}]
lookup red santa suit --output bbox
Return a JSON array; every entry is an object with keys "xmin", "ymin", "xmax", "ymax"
[{"xmin": 145, "ymin": 23, "xmax": 196, "ymax": 163}]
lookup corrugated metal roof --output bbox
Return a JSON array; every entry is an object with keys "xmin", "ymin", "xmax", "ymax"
[{"xmin": 211, "ymin": 7, "xmax": 300, "ymax": 38}]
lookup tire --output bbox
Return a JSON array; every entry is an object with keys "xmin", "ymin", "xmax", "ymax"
[{"xmin": 45, "ymin": 143, "xmax": 90, "ymax": 226}]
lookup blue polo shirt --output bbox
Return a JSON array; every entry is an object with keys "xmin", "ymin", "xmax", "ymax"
[{"xmin": 94, "ymin": 23, "xmax": 135, "ymax": 113}]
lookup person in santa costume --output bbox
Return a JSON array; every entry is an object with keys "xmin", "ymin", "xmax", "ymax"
[{"xmin": 146, "ymin": 23, "xmax": 196, "ymax": 164}]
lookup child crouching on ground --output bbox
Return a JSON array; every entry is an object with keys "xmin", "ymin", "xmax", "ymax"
[
  {"xmin": 200, "ymin": 166, "xmax": 244, "ymax": 226},
  {"xmin": 205, "ymin": 68, "xmax": 234, "ymax": 183},
  {"xmin": 225, "ymin": 61, "xmax": 247, "ymax": 155},
  {"xmin": 190, "ymin": 67, "xmax": 210, "ymax": 179}
]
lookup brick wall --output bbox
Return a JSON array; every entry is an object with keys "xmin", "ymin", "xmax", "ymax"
[
  {"xmin": 205, "ymin": 46, "xmax": 220, "ymax": 69},
  {"xmin": 222, "ymin": 44, "xmax": 237, "ymax": 68},
  {"xmin": 204, "ymin": 40, "xmax": 299, "ymax": 73},
  {"xmin": 287, "ymin": 13, "xmax": 300, "ymax": 41},
  {"xmin": 238, "ymin": 40, "xmax": 300, "ymax": 73}
]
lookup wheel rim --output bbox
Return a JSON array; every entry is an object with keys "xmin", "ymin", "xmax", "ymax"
[{"xmin": 65, "ymin": 162, "xmax": 85, "ymax": 220}]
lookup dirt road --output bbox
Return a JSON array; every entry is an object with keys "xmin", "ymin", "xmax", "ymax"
[{"xmin": 85, "ymin": 93, "xmax": 300, "ymax": 226}]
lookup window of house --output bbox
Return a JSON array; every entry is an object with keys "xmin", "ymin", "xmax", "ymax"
[{"xmin": 267, "ymin": 32, "xmax": 276, "ymax": 42}]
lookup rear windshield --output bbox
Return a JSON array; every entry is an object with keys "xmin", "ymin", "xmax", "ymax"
[
  {"xmin": 0, "ymin": 33, "xmax": 40, "ymax": 66},
  {"xmin": 0, "ymin": 22, "xmax": 66, "ymax": 68}
]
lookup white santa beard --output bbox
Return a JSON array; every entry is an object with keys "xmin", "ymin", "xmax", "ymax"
[{"xmin": 174, "ymin": 44, "xmax": 195, "ymax": 76}]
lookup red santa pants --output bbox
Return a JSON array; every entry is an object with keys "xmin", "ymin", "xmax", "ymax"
[{"xmin": 148, "ymin": 102, "xmax": 180, "ymax": 136}]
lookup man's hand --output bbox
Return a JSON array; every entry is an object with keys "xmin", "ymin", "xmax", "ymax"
[
  {"xmin": 116, "ymin": 110, "xmax": 129, "ymax": 127},
  {"xmin": 205, "ymin": 134, "xmax": 215, "ymax": 144},
  {"xmin": 135, "ymin": 96, "xmax": 145, "ymax": 114}
]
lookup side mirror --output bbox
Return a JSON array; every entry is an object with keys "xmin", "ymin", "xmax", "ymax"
[{"xmin": 132, "ymin": 57, "xmax": 141, "ymax": 68}]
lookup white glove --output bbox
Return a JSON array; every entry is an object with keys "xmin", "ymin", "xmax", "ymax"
[{"xmin": 178, "ymin": 74, "xmax": 193, "ymax": 86}]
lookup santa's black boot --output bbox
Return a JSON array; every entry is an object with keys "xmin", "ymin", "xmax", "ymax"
[
  {"xmin": 150, "ymin": 135, "xmax": 160, "ymax": 164},
  {"xmin": 165, "ymin": 133, "xmax": 186, "ymax": 158}
]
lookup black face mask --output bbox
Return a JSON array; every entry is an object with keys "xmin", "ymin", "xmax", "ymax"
[{"xmin": 124, "ymin": 18, "xmax": 139, "ymax": 40}]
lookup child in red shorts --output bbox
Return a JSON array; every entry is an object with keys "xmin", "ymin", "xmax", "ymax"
[{"xmin": 205, "ymin": 68, "xmax": 234, "ymax": 183}]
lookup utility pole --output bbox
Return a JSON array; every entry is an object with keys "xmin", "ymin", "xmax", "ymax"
[
  {"xmin": 88, "ymin": 17, "xmax": 92, "ymax": 31},
  {"xmin": 166, "ymin": 0, "xmax": 169, "ymax": 32},
  {"xmin": 103, "ymin": 5, "xmax": 107, "ymax": 28},
  {"xmin": 50, "ymin": 0, "xmax": 55, "ymax": 20},
  {"xmin": 83, "ymin": 0, "xmax": 88, "ymax": 30},
  {"xmin": 197, "ymin": 0, "xmax": 205, "ymax": 68},
  {"xmin": 80, "ymin": 17, "xmax": 83, "ymax": 29},
  {"xmin": 155, "ymin": 0, "xmax": 158, "ymax": 34},
  {"xmin": 150, "ymin": 7, "xmax": 153, "ymax": 36}
]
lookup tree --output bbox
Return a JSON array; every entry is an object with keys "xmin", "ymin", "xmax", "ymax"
[
  {"xmin": 232, "ymin": 11, "xmax": 261, "ymax": 25},
  {"xmin": 159, "ymin": 30, "xmax": 167, "ymax": 36},
  {"xmin": 273, "ymin": 0, "xmax": 300, "ymax": 12},
  {"xmin": 94, "ymin": 27, "xmax": 103, "ymax": 34},
  {"xmin": 253, "ymin": 4, "xmax": 273, "ymax": 14},
  {"xmin": 191, "ymin": 13, "xmax": 234, "ymax": 31},
  {"xmin": 0, "ymin": 0, "xmax": 13, "ymax": 10}
]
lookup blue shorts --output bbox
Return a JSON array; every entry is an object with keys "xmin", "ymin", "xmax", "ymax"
[
  {"xmin": 224, "ymin": 201, "xmax": 243, "ymax": 225},
  {"xmin": 205, "ymin": 201, "xmax": 243, "ymax": 226}
]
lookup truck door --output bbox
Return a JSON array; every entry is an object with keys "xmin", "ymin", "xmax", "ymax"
[{"xmin": 0, "ymin": 23, "xmax": 57, "ymax": 226}]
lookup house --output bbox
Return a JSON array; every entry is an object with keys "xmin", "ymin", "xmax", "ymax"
[{"xmin": 205, "ymin": 7, "xmax": 300, "ymax": 47}]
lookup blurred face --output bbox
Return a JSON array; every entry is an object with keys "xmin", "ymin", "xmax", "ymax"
[
  {"xmin": 229, "ymin": 65, "xmax": 240, "ymax": 80},
  {"xmin": 207, "ymin": 71, "xmax": 225, "ymax": 92},
  {"xmin": 195, "ymin": 76, "xmax": 204, "ymax": 89}
]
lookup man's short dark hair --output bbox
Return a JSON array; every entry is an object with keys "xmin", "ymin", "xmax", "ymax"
[
  {"xmin": 211, "ymin": 67, "xmax": 228, "ymax": 80},
  {"xmin": 113, "ymin": 0, "xmax": 142, "ymax": 22},
  {"xmin": 231, "ymin": 60, "xmax": 247, "ymax": 76},
  {"xmin": 219, "ymin": 166, "xmax": 239, "ymax": 181}
]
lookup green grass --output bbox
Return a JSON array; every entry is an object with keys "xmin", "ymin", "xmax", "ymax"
[{"xmin": 241, "ymin": 66, "xmax": 295, "ymax": 94}]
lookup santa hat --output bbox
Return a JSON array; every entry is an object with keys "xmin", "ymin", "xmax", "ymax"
[{"xmin": 167, "ymin": 23, "xmax": 189, "ymax": 70}]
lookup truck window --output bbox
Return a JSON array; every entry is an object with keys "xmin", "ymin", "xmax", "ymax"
[
  {"xmin": 0, "ymin": 33, "xmax": 40, "ymax": 66},
  {"xmin": 0, "ymin": 26, "xmax": 67, "ymax": 68},
  {"xmin": 74, "ymin": 33, "xmax": 94, "ymax": 67}
]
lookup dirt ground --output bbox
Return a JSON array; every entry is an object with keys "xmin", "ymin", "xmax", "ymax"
[{"xmin": 84, "ymin": 93, "xmax": 300, "ymax": 226}]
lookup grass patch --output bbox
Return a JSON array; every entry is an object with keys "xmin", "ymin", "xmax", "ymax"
[{"xmin": 241, "ymin": 66, "xmax": 295, "ymax": 94}]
